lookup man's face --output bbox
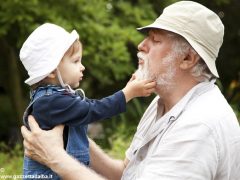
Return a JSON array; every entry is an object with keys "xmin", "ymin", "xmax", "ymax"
[{"xmin": 135, "ymin": 29, "xmax": 178, "ymax": 89}]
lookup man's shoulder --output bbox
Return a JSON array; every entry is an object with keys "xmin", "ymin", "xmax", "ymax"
[
  {"xmin": 181, "ymin": 86, "xmax": 239, "ymax": 133},
  {"xmin": 189, "ymin": 85, "xmax": 233, "ymax": 116}
]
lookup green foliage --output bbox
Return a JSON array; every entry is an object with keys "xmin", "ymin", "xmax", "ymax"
[
  {"xmin": 0, "ymin": 0, "xmax": 157, "ymax": 143},
  {"xmin": 0, "ymin": 143, "xmax": 23, "ymax": 176},
  {"xmin": 93, "ymin": 96, "xmax": 155, "ymax": 151},
  {"xmin": 0, "ymin": 0, "xmax": 157, "ymax": 94},
  {"xmin": 0, "ymin": 2, "xmax": 239, "ymax": 178},
  {"xmin": 0, "ymin": 96, "xmax": 16, "ymax": 140},
  {"xmin": 105, "ymin": 125, "xmax": 133, "ymax": 159}
]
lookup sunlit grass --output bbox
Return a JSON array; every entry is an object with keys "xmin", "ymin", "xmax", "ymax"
[{"xmin": 0, "ymin": 144, "xmax": 23, "ymax": 177}]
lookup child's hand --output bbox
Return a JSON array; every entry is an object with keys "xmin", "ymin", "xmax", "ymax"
[{"xmin": 122, "ymin": 75, "xmax": 156, "ymax": 102}]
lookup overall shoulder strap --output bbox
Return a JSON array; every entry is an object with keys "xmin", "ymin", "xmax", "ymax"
[{"xmin": 22, "ymin": 86, "xmax": 62, "ymax": 128}]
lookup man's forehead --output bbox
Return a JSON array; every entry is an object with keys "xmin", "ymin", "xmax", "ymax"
[{"xmin": 148, "ymin": 29, "xmax": 172, "ymax": 36}]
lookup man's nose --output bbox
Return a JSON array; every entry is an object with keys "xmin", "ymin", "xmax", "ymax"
[{"xmin": 137, "ymin": 38, "xmax": 149, "ymax": 52}]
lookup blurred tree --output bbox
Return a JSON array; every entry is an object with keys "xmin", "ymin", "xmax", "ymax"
[
  {"xmin": 0, "ymin": 0, "xmax": 239, "ymax": 144},
  {"xmin": 0, "ymin": 0, "xmax": 155, "ymax": 143}
]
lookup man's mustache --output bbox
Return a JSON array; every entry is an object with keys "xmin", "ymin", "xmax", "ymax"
[{"xmin": 137, "ymin": 52, "xmax": 147, "ymax": 61}]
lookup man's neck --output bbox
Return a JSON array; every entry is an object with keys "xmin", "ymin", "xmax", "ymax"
[{"xmin": 156, "ymin": 78, "xmax": 199, "ymax": 114}]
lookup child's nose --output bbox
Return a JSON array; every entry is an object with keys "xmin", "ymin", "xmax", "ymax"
[{"xmin": 80, "ymin": 64, "xmax": 85, "ymax": 71}]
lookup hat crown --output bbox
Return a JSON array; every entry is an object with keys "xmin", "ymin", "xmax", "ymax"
[
  {"xmin": 137, "ymin": 1, "xmax": 224, "ymax": 77},
  {"xmin": 158, "ymin": 1, "xmax": 224, "ymax": 58},
  {"xmin": 19, "ymin": 23, "xmax": 79, "ymax": 85}
]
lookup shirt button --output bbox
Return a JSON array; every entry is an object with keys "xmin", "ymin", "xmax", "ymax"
[
  {"xmin": 169, "ymin": 116, "xmax": 175, "ymax": 121},
  {"xmin": 133, "ymin": 149, "xmax": 138, "ymax": 155}
]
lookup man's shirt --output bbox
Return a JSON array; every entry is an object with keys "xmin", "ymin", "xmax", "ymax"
[{"xmin": 122, "ymin": 81, "xmax": 240, "ymax": 180}]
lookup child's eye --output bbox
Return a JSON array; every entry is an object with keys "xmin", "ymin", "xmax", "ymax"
[{"xmin": 74, "ymin": 59, "xmax": 80, "ymax": 63}]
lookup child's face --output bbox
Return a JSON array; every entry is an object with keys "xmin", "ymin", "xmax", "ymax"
[{"xmin": 58, "ymin": 40, "xmax": 85, "ymax": 88}]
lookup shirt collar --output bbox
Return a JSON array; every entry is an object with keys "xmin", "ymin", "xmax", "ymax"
[{"xmin": 158, "ymin": 79, "xmax": 216, "ymax": 123}]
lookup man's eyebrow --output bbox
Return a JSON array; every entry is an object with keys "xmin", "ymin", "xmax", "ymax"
[{"xmin": 148, "ymin": 29, "xmax": 158, "ymax": 36}]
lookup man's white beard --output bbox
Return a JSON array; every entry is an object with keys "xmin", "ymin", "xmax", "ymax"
[
  {"xmin": 135, "ymin": 52, "xmax": 176, "ymax": 89},
  {"xmin": 156, "ymin": 53, "xmax": 176, "ymax": 88},
  {"xmin": 135, "ymin": 52, "xmax": 152, "ymax": 80}
]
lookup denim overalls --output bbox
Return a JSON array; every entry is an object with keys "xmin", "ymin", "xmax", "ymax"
[{"xmin": 23, "ymin": 86, "xmax": 89, "ymax": 180}]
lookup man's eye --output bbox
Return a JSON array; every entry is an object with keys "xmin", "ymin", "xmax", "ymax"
[{"xmin": 153, "ymin": 38, "xmax": 161, "ymax": 43}]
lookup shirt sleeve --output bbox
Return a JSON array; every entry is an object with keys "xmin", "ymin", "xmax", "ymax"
[
  {"xmin": 136, "ymin": 122, "xmax": 219, "ymax": 180},
  {"xmin": 32, "ymin": 90, "xmax": 126, "ymax": 129}
]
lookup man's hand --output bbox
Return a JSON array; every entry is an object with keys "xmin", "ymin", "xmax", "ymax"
[{"xmin": 21, "ymin": 115, "xmax": 64, "ymax": 166}]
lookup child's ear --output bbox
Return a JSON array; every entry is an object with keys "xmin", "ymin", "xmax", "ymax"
[
  {"xmin": 179, "ymin": 50, "xmax": 200, "ymax": 70},
  {"xmin": 47, "ymin": 70, "xmax": 57, "ymax": 79}
]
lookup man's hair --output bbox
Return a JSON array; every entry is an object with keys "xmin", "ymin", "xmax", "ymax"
[{"xmin": 167, "ymin": 31, "xmax": 213, "ymax": 82}]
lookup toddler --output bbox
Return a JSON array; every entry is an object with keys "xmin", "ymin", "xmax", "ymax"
[{"xmin": 19, "ymin": 23, "xmax": 156, "ymax": 179}]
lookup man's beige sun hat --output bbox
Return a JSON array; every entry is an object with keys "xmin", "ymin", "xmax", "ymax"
[
  {"xmin": 20, "ymin": 23, "xmax": 79, "ymax": 86},
  {"xmin": 137, "ymin": 1, "xmax": 224, "ymax": 78}
]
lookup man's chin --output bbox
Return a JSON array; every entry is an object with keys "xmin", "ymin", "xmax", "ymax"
[{"xmin": 134, "ymin": 70, "xmax": 146, "ymax": 80}]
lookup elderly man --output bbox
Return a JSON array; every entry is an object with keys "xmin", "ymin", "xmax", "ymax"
[{"xmin": 21, "ymin": 1, "xmax": 240, "ymax": 180}]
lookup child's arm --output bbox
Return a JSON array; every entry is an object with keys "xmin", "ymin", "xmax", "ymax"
[
  {"xmin": 122, "ymin": 75, "xmax": 156, "ymax": 102},
  {"xmin": 32, "ymin": 76, "xmax": 155, "ymax": 128}
]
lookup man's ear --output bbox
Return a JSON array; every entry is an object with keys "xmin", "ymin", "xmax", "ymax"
[{"xmin": 179, "ymin": 50, "xmax": 200, "ymax": 70}]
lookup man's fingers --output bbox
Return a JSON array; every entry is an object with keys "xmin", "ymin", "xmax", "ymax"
[
  {"xmin": 28, "ymin": 115, "xmax": 41, "ymax": 132},
  {"xmin": 24, "ymin": 148, "xmax": 30, "ymax": 157},
  {"xmin": 52, "ymin": 124, "xmax": 64, "ymax": 136},
  {"xmin": 23, "ymin": 139, "xmax": 31, "ymax": 150},
  {"xmin": 21, "ymin": 125, "xmax": 31, "ymax": 140}
]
